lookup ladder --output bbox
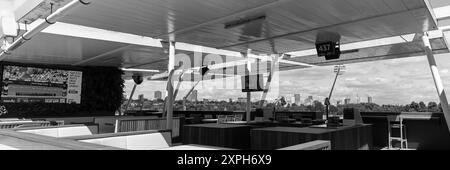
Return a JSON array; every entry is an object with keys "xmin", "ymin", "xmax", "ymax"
[{"xmin": 387, "ymin": 115, "xmax": 408, "ymax": 150}]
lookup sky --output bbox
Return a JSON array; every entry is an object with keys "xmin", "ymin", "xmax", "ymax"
[{"xmin": 124, "ymin": 53, "xmax": 450, "ymax": 105}]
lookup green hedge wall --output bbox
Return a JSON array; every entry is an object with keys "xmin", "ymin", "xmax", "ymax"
[{"xmin": 0, "ymin": 63, "xmax": 124, "ymax": 118}]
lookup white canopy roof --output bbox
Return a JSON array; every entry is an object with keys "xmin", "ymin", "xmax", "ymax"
[{"xmin": 1, "ymin": 0, "xmax": 449, "ymax": 80}]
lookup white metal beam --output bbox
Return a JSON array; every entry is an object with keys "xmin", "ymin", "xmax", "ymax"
[
  {"xmin": 72, "ymin": 45, "xmax": 133, "ymax": 66},
  {"xmin": 0, "ymin": 0, "xmax": 92, "ymax": 61},
  {"xmin": 121, "ymin": 68, "xmax": 160, "ymax": 73},
  {"xmin": 444, "ymin": 31, "xmax": 450, "ymax": 51},
  {"xmin": 434, "ymin": 6, "xmax": 450, "ymax": 19},
  {"xmin": 287, "ymin": 34, "xmax": 417, "ymax": 58},
  {"xmin": 279, "ymin": 59, "xmax": 316, "ymax": 67},
  {"xmin": 219, "ymin": 6, "xmax": 428, "ymax": 50},
  {"xmin": 422, "ymin": 33, "xmax": 450, "ymax": 133}
]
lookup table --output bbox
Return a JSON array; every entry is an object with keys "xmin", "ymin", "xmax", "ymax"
[
  {"xmin": 183, "ymin": 123, "xmax": 252, "ymax": 149},
  {"xmin": 251, "ymin": 124, "xmax": 373, "ymax": 150},
  {"xmin": 201, "ymin": 119, "xmax": 218, "ymax": 123},
  {"xmin": 0, "ymin": 120, "xmax": 33, "ymax": 123},
  {"xmin": 223, "ymin": 121, "xmax": 248, "ymax": 124},
  {"xmin": 183, "ymin": 117, "xmax": 194, "ymax": 124},
  {"xmin": 361, "ymin": 112, "xmax": 450, "ymax": 150}
]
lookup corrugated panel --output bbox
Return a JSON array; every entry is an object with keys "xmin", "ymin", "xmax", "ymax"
[
  {"xmin": 3, "ymin": 33, "xmax": 163, "ymax": 68},
  {"xmin": 60, "ymin": 0, "xmax": 276, "ymax": 37},
  {"xmin": 4, "ymin": 33, "xmax": 128, "ymax": 65},
  {"xmin": 57, "ymin": 0, "xmax": 437, "ymax": 54}
]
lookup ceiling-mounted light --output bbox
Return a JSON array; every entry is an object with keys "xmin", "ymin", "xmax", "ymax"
[
  {"xmin": 340, "ymin": 49, "xmax": 360, "ymax": 54},
  {"xmin": 0, "ymin": 16, "xmax": 18, "ymax": 39},
  {"xmin": 121, "ymin": 68, "xmax": 160, "ymax": 73},
  {"xmin": 200, "ymin": 66, "xmax": 209, "ymax": 76},
  {"xmin": 282, "ymin": 54, "xmax": 292, "ymax": 60},
  {"xmin": 225, "ymin": 15, "xmax": 266, "ymax": 29}
]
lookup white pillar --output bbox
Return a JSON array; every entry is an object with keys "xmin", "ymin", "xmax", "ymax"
[
  {"xmin": 422, "ymin": 34, "xmax": 450, "ymax": 133},
  {"xmin": 247, "ymin": 91, "xmax": 251, "ymax": 123},
  {"xmin": 246, "ymin": 49, "xmax": 252, "ymax": 123},
  {"xmin": 166, "ymin": 41, "xmax": 175, "ymax": 130}
]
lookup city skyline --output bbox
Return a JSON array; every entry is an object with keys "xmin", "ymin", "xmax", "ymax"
[{"xmin": 124, "ymin": 53, "xmax": 450, "ymax": 105}]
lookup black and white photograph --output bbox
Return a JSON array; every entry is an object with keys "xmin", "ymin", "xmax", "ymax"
[{"xmin": 0, "ymin": 0, "xmax": 450, "ymax": 167}]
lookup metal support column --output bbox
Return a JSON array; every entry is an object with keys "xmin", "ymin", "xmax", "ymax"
[
  {"xmin": 326, "ymin": 66, "xmax": 341, "ymax": 120},
  {"xmin": 124, "ymin": 84, "xmax": 137, "ymax": 114},
  {"xmin": 246, "ymin": 49, "xmax": 252, "ymax": 123},
  {"xmin": 423, "ymin": 34, "xmax": 450, "ymax": 133},
  {"xmin": 166, "ymin": 41, "xmax": 176, "ymax": 130},
  {"xmin": 247, "ymin": 91, "xmax": 252, "ymax": 123}
]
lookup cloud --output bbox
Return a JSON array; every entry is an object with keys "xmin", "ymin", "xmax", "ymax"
[{"xmin": 124, "ymin": 54, "xmax": 450, "ymax": 105}]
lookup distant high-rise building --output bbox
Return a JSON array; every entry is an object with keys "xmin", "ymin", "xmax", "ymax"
[
  {"xmin": 368, "ymin": 96, "xmax": 373, "ymax": 104},
  {"xmin": 344, "ymin": 98, "xmax": 351, "ymax": 105},
  {"xmin": 138, "ymin": 94, "xmax": 144, "ymax": 101},
  {"xmin": 304, "ymin": 96, "xmax": 314, "ymax": 105},
  {"xmin": 187, "ymin": 90, "xmax": 198, "ymax": 102},
  {"xmin": 237, "ymin": 97, "xmax": 247, "ymax": 103},
  {"xmin": 154, "ymin": 91, "xmax": 162, "ymax": 100},
  {"xmin": 294, "ymin": 94, "xmax": 301, "ymax": 105},
  {"xmin": 287, "ymin": 96, "xmax": 292, "ymax": 104}
]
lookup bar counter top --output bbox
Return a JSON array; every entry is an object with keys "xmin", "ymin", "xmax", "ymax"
[
  {"xmin": 252, "ymin": 124, "xmax": 371, "ymax": 135},
  {"xmin": 184, "ymin": 123, "xmax": 251, "ymax": 128}
]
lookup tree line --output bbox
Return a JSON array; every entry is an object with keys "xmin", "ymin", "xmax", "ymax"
[{"xmin": 278, "ymin": 101, "xmax": 444, "ymax": 114}]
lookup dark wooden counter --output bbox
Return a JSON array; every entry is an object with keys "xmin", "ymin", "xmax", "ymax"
[
  {"xmin": 251, "ymin": 125, "xmax": 373, "ymax": 150},
  {"xmin": 361, "ymin": 112, "xmax": 450, "ymax": 150},
  {"xmin": 182, "ymin": 124, "xmax": 252, "ymax": 149}
]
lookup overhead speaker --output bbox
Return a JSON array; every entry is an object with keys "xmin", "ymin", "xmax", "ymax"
[{"xmin": 132, "ymin": 73, "xmax": 144, "ymax": 85}]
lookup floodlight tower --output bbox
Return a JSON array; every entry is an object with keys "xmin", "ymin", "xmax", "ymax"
[{"xmin": 325, "ymin": 65, "xmax": 345, "ymax": 121}]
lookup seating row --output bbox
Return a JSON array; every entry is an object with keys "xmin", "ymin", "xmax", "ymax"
[
  {"xmin": 15, "ymin": 124, "xmax": 98, "ymax": 138},
  {"xmin": 1, "ymin": 125, "xmax": 331, "ymax": 150}
]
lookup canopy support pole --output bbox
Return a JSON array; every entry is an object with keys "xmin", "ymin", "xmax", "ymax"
[
  {"xmin": 246, "ymin": 49, "xmax": 252, "ymax": 123},
  {"xmin": 124, "ymin": 84, "xmax": 137, "ymax": 114},
  {"xmin": 422, "ymin": 34, "xmax": 450, "ymax": 133},
  {"xmin": 325, "ymin": 66, "xmax": 342, "ymax": 121},
  {"xmin": 166, "ymin": 41, "xmax": 176, "ymax": 131},
  {"xmin": 0, "ymin": 0, "xmax": 92, "ymax": 61},
  {"xmin": 183, "ymin": 81, "xmax": 201, "ymax": 110}
]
